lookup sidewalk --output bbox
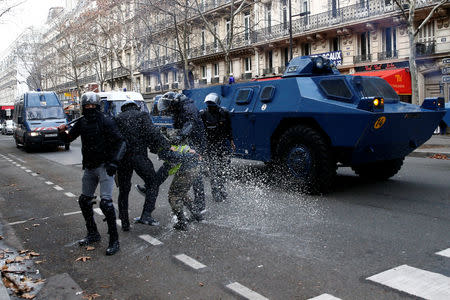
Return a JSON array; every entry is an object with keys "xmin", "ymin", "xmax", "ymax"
[{"xmin": 409, "ymin": 134, "xmax": 450, "ymax": 159}]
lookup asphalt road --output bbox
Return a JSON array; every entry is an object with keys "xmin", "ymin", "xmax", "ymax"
[{"xmin": 0, "ymin": 135, "xmax": 449, "ymax": 300}]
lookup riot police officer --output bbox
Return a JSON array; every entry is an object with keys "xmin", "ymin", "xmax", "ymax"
[
  {"xmin": 58, "ymin": 92, "xmax": 126, "ymax": 256},
  {"xmin": 200, "ymin": 93, "xmax": 235, "ymax": 202},
  {"xmin": 114, "ymin": 100, "xmax": 172, "ymax": 230},
  {"xmin": 157, "ymin": 92, "xmax": 203, "ymax": 230}
]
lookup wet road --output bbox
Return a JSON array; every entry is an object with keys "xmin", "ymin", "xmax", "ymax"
[{"xmin": 0, "ymin": 134, "xmax": 449, "ymax": 299}]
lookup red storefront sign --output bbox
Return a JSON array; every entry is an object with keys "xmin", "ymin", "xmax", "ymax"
[
  {"xmin": 1, "ymin": 106, "xmax": 14, "ymax": 110},
  {"xmin": 353, "ymin": 68, "xmax": 412, "ymax": 95}
]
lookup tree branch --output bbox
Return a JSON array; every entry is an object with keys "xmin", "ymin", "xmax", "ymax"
[{"xmin": 414, "ymin": 0, "xmax": 448, "ymax": 37}]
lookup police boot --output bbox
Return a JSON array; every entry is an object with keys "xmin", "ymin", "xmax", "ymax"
[
  {"xmin": 134, "ymin": 211, "xmax": 159, "ymax": 226},
  {"xmin": 173, "ymin": 211, "xmax": 188, "ymax": 231},
  {"xmin": 78, "ymin": 195, "xmax": 101, "ymax": 246},
  {"xmin": 189, "ymin": 207, "xmax": 204, "ymax": 222},
  {"xmin": 100, "ymin": 199, "xmax": 120, "ymax": 256},
  {"xmin": 119, "ymin": 211, "xmax": 130, "ymax": 232}
]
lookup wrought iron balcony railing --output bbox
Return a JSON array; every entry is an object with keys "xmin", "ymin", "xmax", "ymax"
[
  {"xmin": 416, "ymin": 40, "xmax": 436, "ymax": 56},
  {"xmin": 377, "ymin": 50, "xmax": 399, "ymax": 61},
  {"xmin": 354, "ymin": 53, "xmax": 372, "ymax": 64}
]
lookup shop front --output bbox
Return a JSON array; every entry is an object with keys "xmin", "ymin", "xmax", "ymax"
[
  {"xmin": 354, "ymin": 61, "xmax": 412, "ymax": 103},
  {"xmin": 1, "ymin": 105, "xmax": 14, "ymax": 120}
]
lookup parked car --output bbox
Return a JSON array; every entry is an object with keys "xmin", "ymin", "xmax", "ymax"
[{"xmin": 1, "ymin": 120, "xmax": 14, "ymax": 135}]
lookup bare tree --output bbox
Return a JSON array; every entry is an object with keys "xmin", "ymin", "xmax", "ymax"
[
  {"xmin": 193, "ymin": 0, "xmax": 256, "ymax": 81},
  {"xmin": 0, "ymin": 0, "xmax": 25, "ymax": 19},
  {"xmin": 393, "ymin": 0, "xmax": 448, "ymax": 105}
]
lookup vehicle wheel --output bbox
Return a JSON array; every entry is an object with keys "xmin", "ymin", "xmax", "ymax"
[
  {"xmin": 276, "ymin": 125, "xmax": 336, "ymax": 194},
  {"xmin": 351, "ymin": 158, "xmax": 404, "ymax": 180},
  {"xmin": 65, "ymin": 143, "xmax": 70, "ymax": 151},
  {"xmin": 23, "ymin": 137, "xmax": 32, "ymax": 153},
  {"xmin": 15, "ymin": 136, "xmax": 21, "ymax": 148}
]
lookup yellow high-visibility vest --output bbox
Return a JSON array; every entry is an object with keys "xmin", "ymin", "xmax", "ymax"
[{"xmin": 168, "ymin": 145, "xmax": 191, "ymax": 175}]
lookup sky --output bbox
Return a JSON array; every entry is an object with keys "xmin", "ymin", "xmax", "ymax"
[{"xmin": 0, "ymin": 0, "xmax": 64, "ymax": 56}]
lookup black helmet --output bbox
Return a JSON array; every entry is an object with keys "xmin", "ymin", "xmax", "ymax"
[
  {"xmin": 157, "ymin": 91, "xmax": 179, "ymax": 112},
  {"xmin": 121, "ymin": 99, "xmax": 139, "ymax": 112},
  {"xmin": 81, "ymin": 92, "xmax": 100, "ymax": 107},
  {"xmin": 204, "ymin": 92, "xmax": 220, "ymax": 106}
]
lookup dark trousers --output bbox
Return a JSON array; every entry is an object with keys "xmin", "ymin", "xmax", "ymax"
[
  {"xmin": 206, "ymin": 153, "xmax": 230, "ymax": 201},
  {"xmin": 117, "ymin": 154, "xmax": 159, "ymax": 221}
]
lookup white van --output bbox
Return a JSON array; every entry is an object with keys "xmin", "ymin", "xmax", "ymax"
[{"xmin": 98, "ymin": 91, "xmax": 149, "ymax": 117}]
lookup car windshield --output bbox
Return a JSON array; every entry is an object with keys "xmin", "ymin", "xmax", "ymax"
[
  {"xmin": 27, "ymin": 93, "xmax": 60, "ymax": 107},
  {"xmin": 26, "ymin": 107, "xmax": 66, "ymax": 120},
  {"xmin": 6, "ymin": 120, "xmax": 13, "ymax": 126},
  {"xmin": 107, "ymin": 100, "xmax": 149, "ymax": 116},
  {"xmin": 359, "ymin": 77, "xmax": 399, "ymax": 102}
]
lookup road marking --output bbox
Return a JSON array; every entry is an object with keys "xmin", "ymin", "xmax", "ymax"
[
  {"xmin": 7, "ymin": 220, "xmax": 28, "ymax": 226},
  {"xmin": 8, "ymin": 154, "xmax": 25, "ymax": 163},
  {"xmin": 45, "ymin": 181, "xmax": 53, "ymax": 185},
  {"xmin": 53, "ymin": 185, "xmax": 63, "ymax": 191},
  {"xmin": 174, "ymin": 254, "xmax": 206, "ymax": 270},
  {"xmin": 16, "ymin": 164, "xmax": 21, "ymax": 167},
  {"xmin": 226, "ymin": 282, "xmax": 269, "ymax": 300},
  {"xmin": 367, "ymin": 264, "xmax": 450, "ymax": 299},
  {"xmin": 308, "ymin": 294, "xmax": 342, "ymax": 300},
  {"xmin": 436, "ymin": 248, "xmax": 450, "ymax": 258},
  {"xmin": 139, "ymin": 234, "xmax": 163, "ymax": 246},
  {"xmin": 20, "ymin": 166, "xmax": 26, "ymax": 169},
  {"xmin": 93, "ymin": 208, "xmax": 104, "ymax": 216},
  {"xmin": 64, "ymin": 192, "xmax": 76, "ymax": 198},
  {"xmin": 25, "ymin": 169, "xmax": 32, "ymax": 173},
  {"xmin": 63, "ymin": 211, "xmax": 82, "ymax": 216},
  {"xmin": 31, "ymin": 173, "xmax": 38, "ymax": 176}
]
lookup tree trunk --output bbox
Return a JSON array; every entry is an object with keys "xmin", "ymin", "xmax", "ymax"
[{"xmin": 408, "ymin": 27, "xmax": 419, "ymax": 105}]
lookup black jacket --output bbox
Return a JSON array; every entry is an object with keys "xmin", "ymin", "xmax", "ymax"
[
  {"xmin": 62, "ymin": 111, "xmax": 125, "ymax": 169},
  {"xmin": 172, "ymin": 97, "xmax": 206, "ymax": 155},
  {"xmin": 115, "ymin": 106, "xmax": 197, "ymax": 165},
  {"xmin": 200, "ymin": 106, "xmax": 233, "ymax": 152}
]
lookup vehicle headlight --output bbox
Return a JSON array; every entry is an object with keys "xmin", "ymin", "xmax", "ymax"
[{"xmin": 29, "ymin": 132, "xmax": 40, "ymax": 137}]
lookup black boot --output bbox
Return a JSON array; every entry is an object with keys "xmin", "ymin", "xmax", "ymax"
[
  {"xmin": 100, "ymin": 199, "xmax": 120, "ymax": 256},
  {"xmin": 119, "ymin": 211, "xmax": 130, "ymax": 232},
  {"xmin": 173, "ymin": 211, "xmax": 188, "ymax": 231},
  {"xmin": 189, "ymin": 208, "xmax": 204, "ymax": 222},
  {"xmin": 78, "ymin": 195, "xmax": 101, "ymax": 246}
]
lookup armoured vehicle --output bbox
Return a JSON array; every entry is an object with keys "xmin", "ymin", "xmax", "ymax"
[
  {"xmin": 182, "ymin": 56, "xmax": 445, "ymax": 194},
  {"xmin": 13, "ymin": 91, "xmax": 69, "ymax": 151}
]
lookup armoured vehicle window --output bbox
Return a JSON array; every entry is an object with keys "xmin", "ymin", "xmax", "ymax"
[
  {"xmin": 260, "ymin": 86, "xmax": 275, "ymax": 102},
  {"xmin": 27, "ymin": 93, "xmax": 60, "ymax": 107},
  {"xmin": 236, "ymin": 89, "xmax": 253, "ymax": 104},
  {"xmin": 319, "ymin": 79, "xmax": 352, "ymax": 100},
  {"xmin": 359, "ymin": 77, "xmax": 399, "ymax": 102}
]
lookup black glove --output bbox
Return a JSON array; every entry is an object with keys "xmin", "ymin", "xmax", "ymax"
[{"xmin": 105, "ymin": 163, "xmax": 118, "ymax": 176}]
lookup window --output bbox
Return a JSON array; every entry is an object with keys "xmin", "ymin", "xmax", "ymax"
[
  {"xmin": 266, "ymin": 4, "xmax": 272, "ymax": 34},
  {"xmin": 226, "ymin": 19, "xmax": 231, "ymax": 45},
  {"xmin": 267, "ymin": 51, "xmax": 273, "ymax": 71},
  {"xmin": 244, "ymin": 57, "xmax": 252, "ymax": 72},
  {"xmin": 146, "ymin": 75, "xmax": 151, "ymax": 86},
  {"xmin": 359, "ymin": 32, "xmax": 371, "ymax": 60},
  {"xmin": 164, "ymin": 72, "xmax": 169, "ymax": 83},
  {"xmin": 283, "ymin": 47, "xmax": 290, "ymax": 66},
  {"xmin": 331, "ymin": 37, "xmax": 340, "ymax": 52},
  {"xmin": 236, "ymin": 89, "xmax": 253, "ymax": 104},
  {"xmin": 173, "ymin": 70, "xmax": 178, "ymax": 82},
  {"xmin": 213, "ymin": 23, "xmax": 218, "ymax": 49},
  {"xmin": 126, "ymin": 53, "xmax": 131, "ymax": 68},
  {"xmin": 201, "ymin": 29, "xmax": 206, "ymax": 51},
  {"xmin": 332, "ymin": 0, "xmax": 339, "ymax": 17},
  {"xmin": 319, "ymin": 79, "xmax": 353, "ymax": 100},
  {"xmin": 302, "ymin": 0, "xmax": 309, "ymax": 25},
  {"xmin": 302, "ymin": 43, "xmax": 311, "ymax": 56},
  {"xmin": 383, "ymin": 27, "xmax": 397, "ymax": 58},
  {"xmin": 282, "ymin": 0, "xmax": 288, "ymax": 29},
  {"xmin": 201, "ymin": 66, "xmax": 207, "ymax": 78},
  {"xmin": 244, "ymin": 12, "xmax": 250, "ymax": 41},
  {"xmin": 229, "ymin": 60, "xmax": 233, "ymax": 74},
  {"xmin": 260, "ymin": 86, "xmax": 275, "ymax": 102},
  {"xmin": 214, "ymin": 63, "xmax": 219, "ymax": 77}
]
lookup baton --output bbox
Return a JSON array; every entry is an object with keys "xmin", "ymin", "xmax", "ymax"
[{"xmin": 66, "ymin": 115, "xmax": 84, "ymax": 126}]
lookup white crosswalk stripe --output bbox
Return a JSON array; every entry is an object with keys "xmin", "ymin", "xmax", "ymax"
[
  {"xmin": 367, "ymin": 264, "xmax": 450, "ymax": 300},
  {"xmin": 174, "ymin": 254, "xmax": 206, "ymax": 270},
  {"xmin": 436, "ymin": 248, "xmax": 450, "ymax": 258},
  {"xmin": 139, "ymin": 234, "xmax": 163, "ymax": 246},
  {"xmin": 226, "ymin": 282, "xmax": 269, "ymax": 300},
  {"xmin": 308, "ymin": 294, "xmax": 341, "ymax": 300}
]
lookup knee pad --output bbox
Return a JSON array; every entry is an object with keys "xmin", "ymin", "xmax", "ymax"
[
  {"xmin": 100, "ymin": 198, "xmax": 114, "ymax": 213},
  {"xmin": 79, "ymin": 194, "xmax": 96, "ymax": 210}
]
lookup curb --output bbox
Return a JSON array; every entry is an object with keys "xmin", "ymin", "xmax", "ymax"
[{"xmin": 408, "ymin": 151, "xmax": 450, "ymax": 158}]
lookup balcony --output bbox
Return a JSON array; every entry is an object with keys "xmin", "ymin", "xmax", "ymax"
[
  {"xmin": 241, "ymin": 73, "xmax": 252, "ymax": 80},
  {"xmin": 145, "ymin": 87, "xmax": 151, "ymax": 93},
  {"xmin": 171, "ymin": 82, "xmax": 179, "ymax": 89},
  {"xmin": 199, "ymin": 79, "xmax": 207, "ymax": 85},
  {"xmin": 416, "ymin": 41, "xmax": 436, "ymax": 56},
  {"xmin": 155, "ymin": 85, "xmax": 161, "ymax": 91},
  {"xmin": 211, "ymin": 77, "xmax": 220, "ymax": 84},
  {"xmin": 354, "ymin": 54, "xmax": 372, "ymax": 64},
  {"xmin": 163, "ymin": 84, "xmax": 170, "ymax": 90},
  {"xmin": 377, "ymin": 50, "xmax": 399, "ymax": 61},
  {"xmin": 263, "ymin": 68, "xmax": 275, "ymax": 75}
]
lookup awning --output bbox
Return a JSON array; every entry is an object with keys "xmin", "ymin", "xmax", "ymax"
[
  {"xmin": 353, "ymin": 68, "xmax": 412, "ymax": 95},
  {"xmin": 1, "ymin": 106, "xmax": 14, "ymax": 110}
]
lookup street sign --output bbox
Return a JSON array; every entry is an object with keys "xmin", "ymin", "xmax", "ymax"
[
  {"xmin": 443, "ymin": 58, "xmax": 450, "ymax": 64},
  {"xmin": 442, "ymin": 67, "xmax": 450, "ymax": 75},
  {"xmin": 442, "ymin": 75, "xmax": 450, "ymax": 83}
]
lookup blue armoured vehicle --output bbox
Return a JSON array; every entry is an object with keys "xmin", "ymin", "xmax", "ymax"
[{"xmin": 178, "ymin": 56, "xmax": 445, "ymax": 194}]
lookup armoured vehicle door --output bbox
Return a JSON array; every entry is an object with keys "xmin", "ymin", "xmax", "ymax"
[{"xmin": 228, "ymin": 86, "xmax": 260, "ymax": 158}]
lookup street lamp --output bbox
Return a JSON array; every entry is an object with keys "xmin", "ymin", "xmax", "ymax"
[{"xmin": 289, "ymin": 0, "xmax": 310, "ymax": 60}]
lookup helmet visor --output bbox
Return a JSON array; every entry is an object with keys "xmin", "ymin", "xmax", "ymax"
[{"xmin": 157, "ymin": 97, "xmax": 172, "ymax": 112}]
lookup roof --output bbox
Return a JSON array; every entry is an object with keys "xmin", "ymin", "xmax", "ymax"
[{"xmin": 97, "ymin": 92, "xmax": 144, "ymax": 101}]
